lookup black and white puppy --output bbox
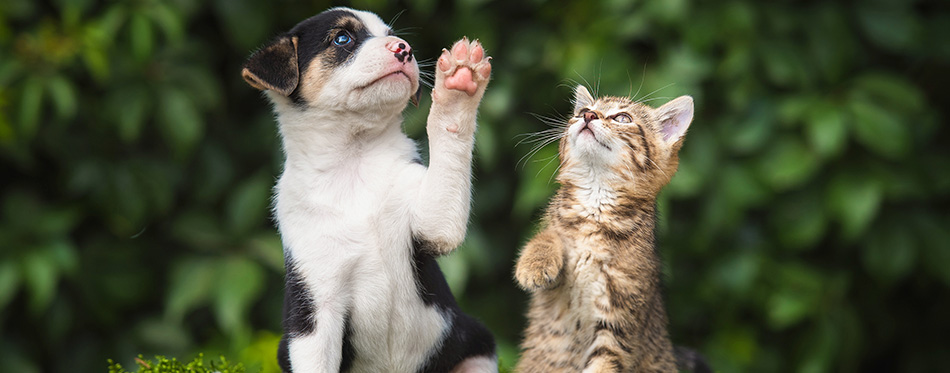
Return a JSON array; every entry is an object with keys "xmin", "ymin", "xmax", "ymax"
[{"xmin": 241, "ymin": 7, "xmax": 496, "ymax": 373}]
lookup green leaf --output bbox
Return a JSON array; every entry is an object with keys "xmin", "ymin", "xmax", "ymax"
[
  {"xmin": 129, "ymin": 12, "xmax": 154, "ymax": 60},
  {"xmin": 148, "ymin": 3, "xmax": 184, "ymax": 43},
  {"xmin": 0, "ymin": 260, "xmax": 21, "ymax": 309},
  {"xmin": 760, "ymin": 41, "xmax": 808, "ymax": 87},
  {"xmin": 770, "ymin": 189, "xmax": 827, "ymax": 251},
  {"xmin": 916, "ymin": 214, "xmax": 950, "ymax": 287},
  {"xmin": 45, "ymin": 74, "xmax": 77, "ymax": 120},
  {"xmin": 755, "ymin": 137, "xmax": 820, "ymax": 190},
  {"xmin": 797, "ymin": 317, "xmax": 839, "ymax": 373},
  {"xmin": 852, "ymin": 73, "xmax": 925, "ymax": 114},
  {"xmin": 862, "ymin": 224, "xmax": 916, "ymax": 284},
  {"xmin": 46, "ymin": 239, "xmax": 78, "ymax": 275},
  {"xmin": 248, "ymin": 233, "xmax": 284, "ymax": 272},
  {"xmin": 226, "ymin": 172, "xmax": 272, "ymax": 235},
  {"xmin": 668, "ymin": 125, "xmax": 717, "ymax": 198},
  {"xmin": 711, "ymin": 251, "xmax": 760, "ymax": 295},
  {"xmin": 777, "ymin": 94, "xmax": 819, "ymax": 127},
  {"xmin": 17, "ymin": 76, "xmax": 43, "ymax": 140},
  {"xmin": 21, "ymin": 248, "xmax": 58, "ymax": 313},
  {"xmin": 212, "ymin": 0, "xmax": 272, "ymax": 49},
  {"xmin": 848, "ymin": 90, "xmax": 910, "ymax": 160},
  {"xmin": 158, "ymin": 89, "xmax": 204, "ymax": 157},
  {"xmin": 165, "ymin": 258, "xmax": 216, "ymax": 322},
  {"xmin": 719, "ymin": 164, "xmax": 768, "ymax": 211},
  {"xmin": 193, "ymin": 145, "xmax": 236, "ymax": 203},
  {"xmin": 171, "ymin": 210, "xmax": 227, "ymax": 248},
  {"xmin": 513, "ymin": 145, "xmax": 559, "ymax": 219},
  {"xmin": 804, "ymin": 102, "xmax": 847, "ymax": 158},
  {"xmin": 214, "ymin": 257, "xmax": 264, "ymax": 335},
  {"xmin": 724, "ymin": 100, "xmax": 775, "ymax": 154},
  {"xmin": 135, "ymin": 318, "xmax": 191, "ymax": 350},
  {"xmin": 826, "ymin": 172, "xmax": 882, "ymax": 240},
  {"xmin": 767, "ymin": 264, "xmax": 824, "ymax": 329},
  {"xmin": 857, "ymin": 5, "xmax": 921, "ymax": 52},
  {"xmin": 111, "ymin": 87, "xmax": 150, "ymax": 143},
  {"xmin": 437, "ymin": 250, "xmax": 470, "ymax": 297}
]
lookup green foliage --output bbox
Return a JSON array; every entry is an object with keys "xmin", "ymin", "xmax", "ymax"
[
  {"xmin": 107, "ymin": 354, "xmax": 243, "ymax": 373},
  {"xmin": 1, "ymin": 0, "xmax": 948, "ymax": 372}
]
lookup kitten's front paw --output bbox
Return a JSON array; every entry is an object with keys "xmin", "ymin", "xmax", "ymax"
[
  {"xmin": 432, "ymin": 38, "xmax": 492, "ymax": 109},
  {"xmin": 516, "ymin": 253, "xmax": 562, "ymax": 291}
]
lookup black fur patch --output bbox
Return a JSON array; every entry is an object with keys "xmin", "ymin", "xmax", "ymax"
[
  {"xmin": 674, "ymin": 346, "xmax": 712, "ymax": 373},
  {"xmin": 285, "ymin": 9, "xmax": 373, "ymax": 104},
  {"xmin": 340, "ymin": 312, "xmax": 355, "ymax": 372},
  {"xmin": 283, "ymin": 260, "xmax": 316, "ymax": 335},
  {"xmin": 278, "ymin": 335, "xmax": 291, "ymax": 373},
  {"xmin": 411, "ymin": 239, "xmax": 459, "ymax": 307},
  {"xmin": 411, "ymin": 238, "xmax": 496, "ymax": 372},
  {"xmin": 278, "ymin": 258, "xmax": 316, "ymax": 373},
  {"xmin": 242, "ymin": 36, "xmax": 298, "ymax": 96},
  {"xmin": 417, "ymin": 311, "xmax": 496, "ymax": 373}
]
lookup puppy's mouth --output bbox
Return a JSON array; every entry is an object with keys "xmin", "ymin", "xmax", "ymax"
[{"xmin": 359, "ymin": 70, "xmax": 413, "ymax": 90}]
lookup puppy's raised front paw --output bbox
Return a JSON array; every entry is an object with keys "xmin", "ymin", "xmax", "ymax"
[{"xmin": 433, "ymin": 38, "xmax": 492, "ymax": 104}]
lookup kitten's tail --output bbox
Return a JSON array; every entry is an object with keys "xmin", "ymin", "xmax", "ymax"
[{"xmin": 674, "ymin": 346, "xmax": 712, "ymax": 373}]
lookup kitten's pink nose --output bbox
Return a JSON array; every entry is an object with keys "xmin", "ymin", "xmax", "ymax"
[
  {"xmin": 386, "ymin": 38, "xmax": 413, "ymax": 63},
  {"xmin": 583, "ymin": 111, "xmax": 599, "ymax": 123}
]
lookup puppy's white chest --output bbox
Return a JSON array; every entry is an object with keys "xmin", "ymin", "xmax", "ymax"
[{"xmin": 276, "ymin": 167, "xmax": 388, "ymax": 249}]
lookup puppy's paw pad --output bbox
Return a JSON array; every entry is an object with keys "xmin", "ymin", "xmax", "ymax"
[
  {"xmin": 444, "ymin": 67, "xmax": 477, "ymax": 95},
  {"xmin": 437, "ymin": 38, "xmax": 491, "ymax": 97}
]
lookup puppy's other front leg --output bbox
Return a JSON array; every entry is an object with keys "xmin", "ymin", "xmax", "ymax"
[
  {"xmin": 411, "ymin": 38, "xmax": 492, "ymax": 256},
  {"xmin": 286, "ymin": 307, "xmax": 350, "ymax": 373},
  {"xmin": 281, "ymin": 266, "xmax": 352, "ymax": 373}
]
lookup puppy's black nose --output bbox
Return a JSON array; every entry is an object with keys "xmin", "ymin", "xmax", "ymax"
[{"xmin": 387, "ymin": 39, "xmax": 414, "ymax": 63}]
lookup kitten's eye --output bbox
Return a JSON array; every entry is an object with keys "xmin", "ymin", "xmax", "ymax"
[
  {"xmin": 576, "ymin": 108, "xmax": 591, "ymax": 118},
  {"xmin": 613, "ymin": 113, "xmax": 633, "ymax": 123},
  {"xmin": 333, "ymin": 32, "xmax": 352, "ymax": 46}
]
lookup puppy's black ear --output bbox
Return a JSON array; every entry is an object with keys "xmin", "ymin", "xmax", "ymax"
[{"xmin": 242, "ymin": 36, "xmax": 299, "ymax": 96}]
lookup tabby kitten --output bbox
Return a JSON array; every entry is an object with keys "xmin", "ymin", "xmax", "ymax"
[{"xmin": 515, "ymin": 85, "xmax": 695, "ymax": 373}]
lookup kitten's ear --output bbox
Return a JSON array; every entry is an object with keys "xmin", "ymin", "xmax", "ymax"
[
  {"xmin": 241, "ymin": 36, "xmax": 299, "ymax": 96},
  {"xmin": 656, "ymin": 95, "xmax": 694, "ymax": 147},
  {"xmin": 573, "ymin": 85, "xmax": 594, "ymax": 114}
]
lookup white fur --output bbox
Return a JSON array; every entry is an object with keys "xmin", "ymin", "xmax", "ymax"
[
  {"xmin": 267, "ymin": 9, "xmax": 487, "ymax": 373},
  {"xmin": 451, "ymin": 356, "xmax": 500, "ymax": 373},
  {"xmin": 562, "ymin": 115, "xmax": 626, "ymax": 220}
]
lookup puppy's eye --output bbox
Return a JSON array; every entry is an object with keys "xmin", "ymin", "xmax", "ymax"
[
  {"xmin": 333, "ymin": 32, "xmax": 352, "ymax": 46},
  {"xmin": 612, "ymin": 113, "xmax": 633, "ymax": 123}
]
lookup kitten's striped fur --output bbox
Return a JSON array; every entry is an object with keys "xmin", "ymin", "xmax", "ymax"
[{"xmin": 515, "ymin": 86, "xmax": 698, "ymax": 373}]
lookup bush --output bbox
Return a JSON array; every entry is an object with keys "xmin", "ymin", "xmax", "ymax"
[{"xmin": 107, "ymin": 354, "xmax": 243, "ymax": 373}]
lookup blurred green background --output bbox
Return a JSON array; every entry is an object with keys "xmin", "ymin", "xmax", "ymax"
[{"xmin": 2, "ymin": 0, "xmax": 948, "ymax": 372}]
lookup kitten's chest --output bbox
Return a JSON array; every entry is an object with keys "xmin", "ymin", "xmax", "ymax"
[{"xmin": 563, "ymin": 235, "xmax": 614, "ymax": 308}]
